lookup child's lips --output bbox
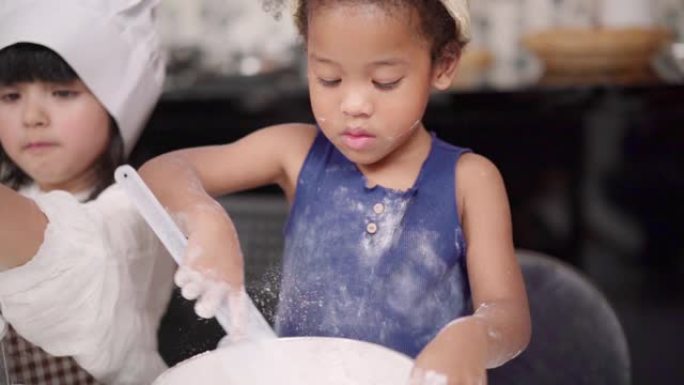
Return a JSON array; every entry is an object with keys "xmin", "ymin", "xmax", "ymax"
[
  {"xmin": 342, "ymin": 129, "xmax": 375, "ymax": 150},
  {"xmin": 23, "ymin": 141, "xmax": 58, "ymax": 153}
]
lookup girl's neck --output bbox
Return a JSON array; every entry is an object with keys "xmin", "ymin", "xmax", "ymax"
[
  {"xmin": 21, "ymin": 183, "xmax": 93, "ymax": 203},
  {"xmin": 37, "ymin": 167, "xmax": 99, "ymax": 197},
  {"xmin": 357, "ymin": 127, "xmax": 432, "ymax": 191}
]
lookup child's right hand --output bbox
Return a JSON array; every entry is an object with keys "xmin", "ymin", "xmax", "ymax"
[
  {"xmin": 172, "ymin": 201, "xmax": 246, "ymax": 319},
  {"xmin": 175, "ymin": 265, "xmax": 230, "ymax": 319}
]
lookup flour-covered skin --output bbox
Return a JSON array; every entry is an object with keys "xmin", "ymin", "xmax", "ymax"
[{"xmin": 410, "ymin": 369, "xmax": 449, "ymax": 385}]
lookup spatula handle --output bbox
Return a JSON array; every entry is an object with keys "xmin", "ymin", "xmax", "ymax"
[{"xmin": 115, "ymin": 165, "xmax": 275, "ymax": 340}]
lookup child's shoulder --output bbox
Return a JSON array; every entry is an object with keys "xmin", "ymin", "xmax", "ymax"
[
  {"xmin": 455, "ymin": 152, "xmax": 507, "ymax": 207},
  {"xmin": 456, "ymin": 151, "xmax": 499, "ymax": 173},
  {"xmin": 259, "ymin": 121, "xmax": 318, "ymax": 154},
  {"xmin": 256, "ymin": 123, "xmax": 318, "ymax": 145},
  {"xmin": 430, "ymin": 136, "xmax": 501, "ymax": 183},
  {"xmin": 455, "ymin": 152, "xmax": 504, "ymax": 187},
  {"xmin": 252, "ymin": 123, "xmax": 319, "ymax": 196}
]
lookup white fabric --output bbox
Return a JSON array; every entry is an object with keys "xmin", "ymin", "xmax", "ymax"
[
  {"xmin": 440, "ymin": 0, "xmax": 472, "ymax": 44},
  {"xmin": 0, "ymin": 313, "xmax": 5, "ymax": 340},
  {"xmin": 0, "ymin": 185, "xmax": 175, "ymax": 385},
  {"xmin": 0, "ymin": 0, "xmax": 166, "ymax": 156}
]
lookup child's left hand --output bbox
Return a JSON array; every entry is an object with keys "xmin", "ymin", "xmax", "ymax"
[{"xmin": 409, "ymin": 317, "xmax": 488, "ymax": 385}]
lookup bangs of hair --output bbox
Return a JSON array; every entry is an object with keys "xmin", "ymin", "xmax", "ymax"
[{"xmin": 0, "ymin": 43, "xmax": 78, "ymax": 85}]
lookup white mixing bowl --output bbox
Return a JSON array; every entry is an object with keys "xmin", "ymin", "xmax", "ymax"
[{"xmin": 153, "ymin": 337, "xmax": 413, "ymax": 385}]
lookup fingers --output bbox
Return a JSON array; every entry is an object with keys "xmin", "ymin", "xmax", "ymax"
[
  {"xmin": 195, "ymin": 281, "xmax": 229, "ymax": 319},
  {"xmin": 409, "ymin": 368, "xmax": 487, "ymax": 385},
  {"xmin": 174, "ymin": 265, "xmax": 202, "ymax": 287},
  {"xmin": 409, "ymin": 369, "xmax": 448, "ymax": 385},
  {"xmin": 175, "ymin": 266, "xmax": 204, "ymax": 300},
  {"xmin": 175, "ymin": 265, "xmax": 231, "ymax": 319}
]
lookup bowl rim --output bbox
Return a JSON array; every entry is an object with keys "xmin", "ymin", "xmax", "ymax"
[{"xmin": 154, "ymin": 336, "xmax": 414, "ymax": 383}]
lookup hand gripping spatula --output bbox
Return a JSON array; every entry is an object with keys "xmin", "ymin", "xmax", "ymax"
[{"xmin": 114, "ymin": 165, "xmax": 276, "ymax": 341}]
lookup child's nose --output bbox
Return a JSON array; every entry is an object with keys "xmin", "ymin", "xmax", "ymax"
[
  {"xmin": 340, "ymin": 89, "xmax": 372, "ymax": 117},
  {"xmin": 22, "ymin": 100, "xmax": 49, "ymax": 128}
]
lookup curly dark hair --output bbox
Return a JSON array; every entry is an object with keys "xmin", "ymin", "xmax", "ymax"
[
  {"xmin": 264, "ymin": 0, "xmax": 464, "ymax": 62},
  {"xmin": 0, "ymin": 43, "xmax": 125, "ymax": 201}
]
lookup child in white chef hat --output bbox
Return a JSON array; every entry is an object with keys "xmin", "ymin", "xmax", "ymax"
[
  {"xmin": 0, "ymin": 1, "xmax": 175, "ymax": 384},
  {"xmin": 141, "ymin": 0, "xmax": 531, "ymax": 384}
]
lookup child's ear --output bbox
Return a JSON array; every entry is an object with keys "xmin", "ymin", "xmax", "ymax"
[{"xmin": 431, "ymin": 45, "xmax": 462, "ymax": 91}]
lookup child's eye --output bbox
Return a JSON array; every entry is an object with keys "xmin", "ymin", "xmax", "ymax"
[
  {"xmin": 317, "ymin": 78, "xmax": 341, "ymax": 87},
  {"xmin": 373, "ymin": 78, "xmax": 402, "ymax": 91},
  {"xmin": 53, "ymin": 90, "xmax": 79, "ymax": 98},
  {"xmin": 0, "ymin": 92, "xmax": 20, "ymax": 103}
]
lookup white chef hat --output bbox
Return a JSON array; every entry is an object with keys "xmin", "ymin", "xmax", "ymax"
[
  {"xmin": 440, "ymin": 0, "xmax": 471, "ymax": 45},
  {"xmin": 0, "ymin": 0, "xmax": 166, "ymax": 157}
]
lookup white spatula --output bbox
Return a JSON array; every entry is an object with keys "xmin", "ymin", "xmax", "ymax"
[{"xmin": 115, "ymin": 165, "xmax": 276, "ymax": 341}]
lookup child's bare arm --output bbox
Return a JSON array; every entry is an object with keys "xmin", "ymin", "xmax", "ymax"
[
  {"xmin": 138, "ymin": 123, "xmax": 316, "ymax": 311},
  {"xmin": 412, "ymin": 153, "xmax": 531, "ymax": 384},
  {"xmin": 0, "ymin": 184, "xmax": 48, "ymax": 270},
  {"xmin": 459, "ymin": 153, "xmax": 531, "ymax": 366}
]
